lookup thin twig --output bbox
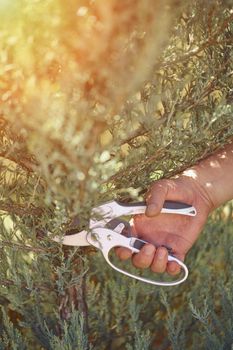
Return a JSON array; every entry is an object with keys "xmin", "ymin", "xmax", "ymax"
[
  {"xmin": 0, "ymin": 201, "xmax": 45, "ymax": 217},
  {"xmin": 108, "ymin": 148, "xmax": 165, "ymax": 183},
  {"xmin": 162, "ymin": 13, "xmax": 233, "ymax": 68},
  {"xmin": 0, "ymin": 151, "xmax": 37, "ymax": 173},
  {"xmin": 0, "ymin": 240, "xmax": 46, "ymax": 253},
  {"xmin": 0, "ymin": 278, "xmax": 52, "ymax": 291},
  {"xmin": 119, "ymin": 117, "xmax": 167, "ymax": 147}
]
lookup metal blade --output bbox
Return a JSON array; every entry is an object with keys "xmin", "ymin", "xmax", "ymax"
[{"xmin": 52, "ymin": 230, "xmax": 89, "ymax": 246}]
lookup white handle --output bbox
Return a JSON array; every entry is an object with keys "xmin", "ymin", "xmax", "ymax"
[
  {"xmin": 88, "ymin": 228, "xmax": 189, "ymax": 287},
  {"xmin": 90, "ymin": 200, "xmax": 196, "ymax": 229},
  {"xmin": 115, "ymin": 200, "xmax": 196, "ymax": 216}
]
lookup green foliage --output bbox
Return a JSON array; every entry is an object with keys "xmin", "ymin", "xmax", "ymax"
[
  {"xmin": 85, "ymin": 207, "xmax": 233, "ymax": 349},
  {"xmin": 0, "ymin": 0, "xmax": 232, "ymax": 349},
  {"xmin": 0, "ymin": 307, "xmax": 28, "ymax": 350},
  {"xmin": 45, "ymin": 311, "xmax": 90, "ymax": 350}
]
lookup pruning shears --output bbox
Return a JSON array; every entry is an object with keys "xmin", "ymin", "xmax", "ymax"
[{"xmin": 52, "ymin": 200, "xmax": 196, "ymax": 287}]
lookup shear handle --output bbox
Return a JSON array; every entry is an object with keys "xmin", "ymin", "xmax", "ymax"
[
  {"xmin": 89, "ymin": 228, "xmax": 189, "ymax": 287},
  {"xmin": 91, "ymin": 200, "xmax": 196, "ymax": 229},
  {"xmin": 116, "ymin": 200, "xmax": 196, "ymax": 216}
]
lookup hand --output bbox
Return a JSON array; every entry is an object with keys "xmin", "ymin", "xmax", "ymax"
[{"xmin": 115, "ymin": 175, "xmax": 214, "ymax": 275}]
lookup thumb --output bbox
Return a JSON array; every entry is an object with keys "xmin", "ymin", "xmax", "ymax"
[{"xmin": 145, "ymin": 180, "xmax": 169, "ymax": 217}]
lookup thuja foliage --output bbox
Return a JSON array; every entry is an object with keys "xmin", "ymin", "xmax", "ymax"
[{"xmin": 0, "ymin": 0, "xmax": 232, "ymax": 349}]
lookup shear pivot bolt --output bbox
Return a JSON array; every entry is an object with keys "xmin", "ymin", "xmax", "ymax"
[{"xmin": 107, "ymin": 234, "xmax": 112, "ymax": 241}]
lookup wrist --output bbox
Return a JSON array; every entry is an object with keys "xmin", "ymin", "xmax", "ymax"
[
  {"xmin": 181, "ymin": 166, "xmax": 217, "ymax": 211},
  {"xmin": 182, "ymin": 140, "xmax": 233, "ymax": 210},
  {"xmin": 180, "ymin": 169, "xmax": 216, "ymax": 212}
]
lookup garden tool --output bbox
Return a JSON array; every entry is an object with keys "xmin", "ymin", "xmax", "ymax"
[{"xmin": 52, "ymin": 200, "xmax": 196, "ymax": 286}]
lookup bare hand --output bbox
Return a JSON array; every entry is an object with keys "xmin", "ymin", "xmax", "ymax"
[{"xmin": 115, "ymin": 176, "xmax": 214, "ymax": 275}]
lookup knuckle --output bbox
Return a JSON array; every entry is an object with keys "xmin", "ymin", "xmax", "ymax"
[
  {"xmin": 150, "ymin": 179, "xmax": 168, "ymax": 191},
  {"xmin": 117, "ymin": 248, "xmax": 131, "ymax": 260},
  {"xmin": 145, "ymin": 192, "xmax": 152, "ymax": 202},
  {"xmin": 146, "ymin": 180, "xmax": 169, "ymax": 205},
  {"xmin": 151, "ymin": 249, "xmax": 167, "ymax": 273},
  {"xmin": 132, "ymin": 255, "xmax": 150, "ymax": 269},
  {"xmin": 151, "ymin": 263, "xmax": 166, "ymax": 274}
]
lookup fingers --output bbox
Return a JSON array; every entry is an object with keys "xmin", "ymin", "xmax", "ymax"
[
  {"xmin": 115, "ymin": 247, "xmax": 132, "ymax": 260},
  {"xmin": 132, "ymin": 244, "xmax": 155, "ymax": 268},
  {"xmin": 166, "ymin": 252, "xmax": 184, "ymax": 275},
  {"xmin": 133, "ymin": 245, "xmax": 182, "ymax": 275},
  {"xmin": 146, "ymin": 180, "xmax": 169, "ymax": 217},
  {"xmin": 117, "ymin": 244, "xmax": 182, "ymax": 276},
  {"xmin": 150, "ymin": 247, "xmax": 168, "ymax": 273},
  {"xmin": 167, "ymin": 261, "xmax": 181, "ymax": 275}
]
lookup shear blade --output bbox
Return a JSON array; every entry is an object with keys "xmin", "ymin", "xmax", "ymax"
[{"xmin": 53, "ymin": 230, "xmax": 89, "ymax": 246}]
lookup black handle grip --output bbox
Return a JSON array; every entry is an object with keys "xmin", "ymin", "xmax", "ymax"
[{"xmin": 116, "ymin": 200, "xmax": 192, "ymax": 210}]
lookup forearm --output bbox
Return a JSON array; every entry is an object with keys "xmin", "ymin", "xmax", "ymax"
[{"xmin": 183, "ymin": 139, "xmax": 233, "ymax": 210}]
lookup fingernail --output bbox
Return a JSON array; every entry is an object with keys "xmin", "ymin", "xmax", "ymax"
[
  {"xmin": 157, "ymin": 248, "xmax": 167, "ymax": 260},
  {"xmin": 146, "ymin": 204, "xmax": 158, "ymax": 216},
  {"xmin": 169, "ymin": 264, "xmax": 177, "ymax": 272},
  {"xmin": 143, "ymin": 244, "xmax": 155, "ymax": 256}
]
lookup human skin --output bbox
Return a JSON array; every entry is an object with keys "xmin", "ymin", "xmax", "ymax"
[{"xmin": 115, "ymin": 139, "xmax": 233, "ymax": 275}]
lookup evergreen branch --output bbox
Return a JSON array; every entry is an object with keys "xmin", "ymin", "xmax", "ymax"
[
  {"xmin": 163, "ymin": 12, "xmax": 233, "ymax": 68},
  {"xmin": 0, "ymin": 116, "xmax": 37, "ymax": 172},
  {"xmin": 0, "ymin": 278, "xmax": 52, "ymax": 291},
  {"xmin": 119, "ymin": 117, "xmax": 167, "ymax": 147},
  {"xmin": 0, "ymin": 201, "xmax": 45, "ymax": 217},
  {"xmin": 186, "ymin": 57, "xmax": 232, "ymax": 111},
  {"xmin": 58, "ymin": 256, "xmax": 89, "ymax": 334},
  {"xmin": 119, "ymin": 125, "xmax": 147, "ymax": 146},
  {"xmin": 108, "ymin": 148, "xmax": 165, "ymax": 184},
  {"xmin": 214, "ymin": 11, "xmax": 233, "ymax": 39},
  {"xmin": 0, "ymin": 240, "xmax": 46, "ymax": 253},
  {"xmin": 185, "ymin": 79, "xmax": 218, "ymax": 112},
  {"xmin": 162, "ymin": 135, "xmax": 233, "ymax": 180},
  {"xmin": 163, "ymin": 39, "xmax": 218, "ymax": 68},
  {"xmin": 109, "ymin": 133, "xmax": 233, "ymax": 194},
  {"xmin": 0, "ymin": 151, "xmax": 37, "ymax": 173},
  {"xmin": 60, "ymin": 276, "xmax": 89, "ymax": 333}
]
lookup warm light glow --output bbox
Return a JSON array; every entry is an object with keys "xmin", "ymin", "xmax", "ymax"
[
  {"xmin": 0, "ymin": 0, "xmax": 169, "ymax": 132},
  {"xmin": 0, "ymin": 0, "xmax": 12, "ymax": 9},
  {"xmin": 0, "ymin": 0, "xmax": 9, "ymax": 5}
]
